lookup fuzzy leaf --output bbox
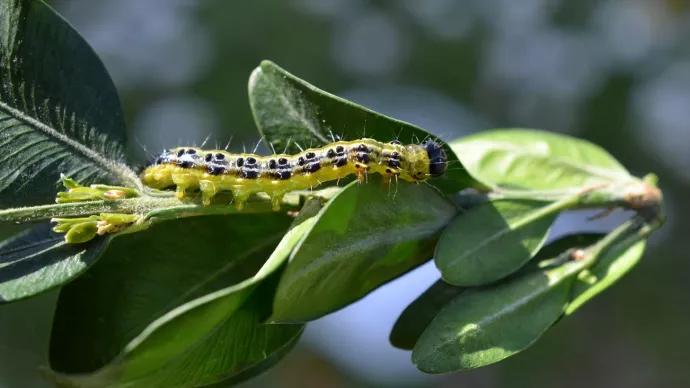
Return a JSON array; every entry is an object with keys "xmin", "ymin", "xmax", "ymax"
[{"xmin": 0, "ymin": 0, "xmax": 136, "ymax": 208}]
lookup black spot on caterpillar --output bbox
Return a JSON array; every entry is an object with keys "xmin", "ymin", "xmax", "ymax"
[{"xmin": 141, "ymin": 138, "xmax": 448, "ymax": 210}]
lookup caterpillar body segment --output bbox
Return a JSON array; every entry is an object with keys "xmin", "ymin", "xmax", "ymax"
[{"xmin": 140, "ymin": 138, "xmax": 448, "ymax": 210}]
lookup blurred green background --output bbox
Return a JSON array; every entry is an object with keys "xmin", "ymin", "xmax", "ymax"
[{"xmin": 1, "ymin": 0, "xmax": 688, "ymax": 387}]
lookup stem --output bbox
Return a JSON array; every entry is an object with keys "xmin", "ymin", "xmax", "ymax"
[
  {"xmin": 578, "ymin": 212, "xmax": 664, "ymax": 270},
  {"xmin": 0, "ymin": 198, "xmax": 156, "ymax": 223},
  {"xmin": 0, "ymin": 192, "xmax": 304, "ymax": 224},
  {"xmin": 482, "ymin": 177, "xmax": 662, "ymax": 214}
]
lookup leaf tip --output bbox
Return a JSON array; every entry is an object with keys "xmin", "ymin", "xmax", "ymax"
[{"xmin": 260, "ymin": 59, "xmax": 278, "ymax": 71}]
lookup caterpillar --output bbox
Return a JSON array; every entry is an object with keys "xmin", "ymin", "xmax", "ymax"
[{"xmin": 140, "ymin": 138, "xmax": 448, "ymax": 210}]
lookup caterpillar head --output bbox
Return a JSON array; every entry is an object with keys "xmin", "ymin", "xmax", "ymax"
[
  {"xmin": 404, "ymin": 140, "xmax": 448, "ymax": 182},
  {"xmin": 424, "ymin": 141, "xmax": 448, "ymax": 178}
]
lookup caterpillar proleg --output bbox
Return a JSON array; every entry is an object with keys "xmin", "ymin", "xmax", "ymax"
[{"xmin": 140, "ymin": 138, "xmax": 448, "ymax": 210}]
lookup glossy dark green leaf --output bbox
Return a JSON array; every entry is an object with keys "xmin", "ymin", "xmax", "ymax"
[
  {"xmin": 0, "ymin": 0, "xmax": 138, "ymax": 208},
  {"xmin": 93, "ymin": 280, "xmax": 305, "ymax": 388},
  {"xmin": 390, "ymin": 279, "xmax": 465, "ymax": 351},
  {"xmin": 271, "ymin": 175, "xmax": 457, "ymax": 323},
  {"xmin": 412, "ymin": 260, "xmax": 583, "ymax": 373},
  {"xmin": 48, "ymin": 213, "xmax": 307, "ymax": 387},
  {"xmin": 450, "ymin": 129, "xmax": 630, "ymax": 191},
  {"xmin": 435, "ymin": 199, "xmax": 559, "ymax": 287},
  {"xmin": 0, "ymin": 222, "xmax": 110, "ymax": 303},
  {"xmin": 248, "ymin": 60, "xmax": 478, "ymax": 194},
  {"xmin": 565, "ymin": 237, "xmax": 646, "ymax": 316}
]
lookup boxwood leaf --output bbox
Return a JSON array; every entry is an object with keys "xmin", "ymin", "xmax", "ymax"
[
  {"xmin": 389, "ymin": 279, "xmax": 465, "ymax": 351},
  {"xmin": 412, "ymin": 260, "xmax": 582, "ymax": 373},
  {"xmin": 0, "ymin": 222, "xmax": 110, "ymax": 303},
  {"xmin": 202, "ymin": 323, "xmax": 304, "ymax": 388},
  {"xmin": 271, "ymin": 175, "xmax": 457, "ymax": 323},
  {"xmin": 48, "ymin": 213, "xmax": 309, "ymax": 387},
  {"xmin": 565, "ymin": 237, "xmax": 647, "ymax": 316},
  {"xmin": 450, "ymin": 129, "xmax": 630, "ymax": 191},
  {"xmin": 248, "ymin": 60, "xmax": 478, "ymax": 194},
  {"xmin": 390, "ymin": 233, "xmax": 603, "ymax": 352},
  {"xmin": 435, "ymin": 199, "xmax": 560, "ymax": 287},
  {"xmin": 0, "ymin": 0, "xmax": 137, "ymax": 208},
  {"xmin": 85, "ymin": 279, "xmax": 306, "ymax": 388}
]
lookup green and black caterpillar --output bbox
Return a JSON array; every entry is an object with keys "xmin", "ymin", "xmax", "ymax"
[{"xmin": 141, "ymin": 138, "xmax": 448, "ymax": 210}]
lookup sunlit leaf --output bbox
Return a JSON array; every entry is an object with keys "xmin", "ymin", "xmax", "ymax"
[
  {"xmin": 412, "ymin": 260, "xmax": 582, "ymax": 373},
  {"xmin": 271, "ymin": 175, "xmax": 457, "ymax": 323},
  {"xmin": 392, "ymin": 234, "xmax": 603, "ymax": 353},
  {"xmin": 450, "ymin": 129, "xmax": 630, "ymax": 191},
  {"xmin": 565, "ymin": 237, "xmax": 646, "ymax": 316}
]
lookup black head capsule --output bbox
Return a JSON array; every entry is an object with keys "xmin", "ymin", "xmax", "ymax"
[{"xmin": 423, "ymin": 141, "xmax": 448, "ymax": 177}]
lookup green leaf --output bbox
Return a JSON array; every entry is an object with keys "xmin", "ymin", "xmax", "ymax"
[
  {"xmin": 390, "ymin": 233, "xmax": 604, "ymax": 351},
  {"xmin": 450, "ymin": 129, "xmax": 630, "ymax": 191},
  {"xmin": 435, "ymin": 199, "xmax": 561, "ymax": 287},
  {"xmin": 529, "ymin": 233, "xmax": 605, "ymax": 265},
  {"xmin": 271, "ymin": 175, "xmax": 457, "ymax": 323},
  {"xmin": 248, "ymin": 60, "xmax": 478, "ymax": 194},
  {"xmin": 201, "ymin": 322, "xmax": 303, "ymax": 388},
  {"xmin": 0, "ymin": 0, "xmax": 137, "ymax": 208},
  {"xmin": 565, "ymin": 237, "xmax": 646, "ymax": 316},
  {"xmin": 411, "ymin": 260, "xmax": 582, "ymax": 373},
  {"xmin": 0, "ymin": 223, "xmax": 110, "ymax": 303},
  {"xmin": 390, "ymin": 279, "xmax": 465, "ymax": 351},
  {"xmin": 48, "ymin": 213, "xmax": 308, "ymax": 387},
  {"xmin": 90, "ymin": 281, "xmax": 305, "ymax": 388}
]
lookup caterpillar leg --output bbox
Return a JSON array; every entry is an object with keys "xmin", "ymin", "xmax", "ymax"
[
  {"xmin": 199, "ymin": 180, "xmax": 218, "ymax": 206},
  {"xmin": 235, "ymin": 198, "xmax": 247, "ymax": 210},
  {"xmin": 175, "ymin": 185, "xmax": 187, "ymax": 200},
  {"xmin": 172, "ymin": 174, "xmax": 197, "ymax": 200},
  {"xmin": 354, "ymin": 163, "xmax": 370, "ymax": 184},
  {"xmin": 271, "ymin": 193, "xmax": 285, "ymax": 212},
  {"xmin": 232, "ymin": 189, "xmax": 250, "ymax": 211}
]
